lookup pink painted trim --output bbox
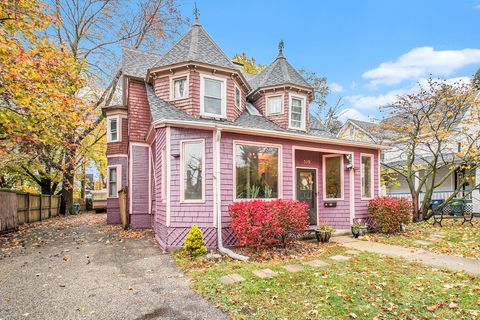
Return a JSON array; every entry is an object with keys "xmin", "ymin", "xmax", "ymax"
[
  {"xmin": 232, "ymin": 139, "xmax": 283, "ymax": 201},
  {"xmin": 179, "ymin": 139, "xmax": 206, "ymax": 203},
  {"xmin": 349, "ymin": 153, "xmax": 355, "ymax": 224},
  {"xmin": 322, "ymin": 154, "xmax": 345, "ymax": 201},
  {"xmin": 166, "ymin": 127, "xmax": 171, "ymax": 227},
  {"xmin": 360, "ymin": 153, "xmax": 375, "ymax": 200},
  {"xmin": 106, "ymin": 164, "xmax": 122, "ymax": 198},
  {"xmin": 169, "ymin": 72, "xmax": 190, "ymax": 101}
]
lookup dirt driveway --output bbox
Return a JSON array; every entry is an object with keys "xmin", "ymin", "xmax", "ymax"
[{"xmin": 0, "ymin": 213, "xmax": 227, "ymax": 320}]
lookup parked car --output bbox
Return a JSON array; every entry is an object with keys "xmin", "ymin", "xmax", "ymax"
[{"xmin": 91, "ymin": 189, "xmax": 107, "ymax": 213}]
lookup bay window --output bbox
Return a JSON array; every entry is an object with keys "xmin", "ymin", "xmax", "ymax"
[
  {"xmin": 107, "ymin": 116, "xmax": 120, "ymax": 143},
  {"xmin": 181, "ymin": 140, "xmax": 204, "ymax": 201},
  {"xmin": 361, "ymin": 154, "xmax": 374, "ymax": 199},
  {"xmin": 234, "ymin": 86, "xmax": 241, "ymax": 109},
  {"xmin": 107, "ymin": 166, "xmax": 121, "ymax": 198},
  {"xmin": 200, "ymin": 75, "xmax": 226, "ymax": 117},
  {"xmin": 235, "ymin": 143, "xmax": 279, "ymax": 199},
  {"xmin": 323, "ymin": 155, "xmax": 343, "ymax": 200},
  {"xmin": 266, "ymin": 95, "xmax": 282, "ymax": 115},
  {"xmin": 289, "ymin": 94, "xmax": 306, "ymax": 130},
  {"xmin": 173, "ymin": 76, "xmax": 188, "ymax": 99}
]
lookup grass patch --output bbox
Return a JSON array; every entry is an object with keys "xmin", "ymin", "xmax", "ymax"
[
  {"xmin": 175, "ymin": 244, "xmax": 480, "ymax": 319},
  {"xmin": 369, "ymin": 220, "xmax": 480, "ymax": 259}
]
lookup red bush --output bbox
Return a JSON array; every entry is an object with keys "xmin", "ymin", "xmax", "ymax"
[
  {"xmin": 228, "ymin": 199, "xmax": 309, "ymax": 248},
  {"xmin": 368, "ymin": 196, "xmax": 412, "ymax": 234}
]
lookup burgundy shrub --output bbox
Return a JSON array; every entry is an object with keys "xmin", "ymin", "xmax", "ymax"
[
  {"xmin": 228, "ymin": 199, "xmax": 309, "ymax": 248},
  {"xmin": 368, "ymin": 196, "xmax": 412, "ymax": 234}
]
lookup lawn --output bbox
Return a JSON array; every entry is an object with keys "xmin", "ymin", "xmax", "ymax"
[
  {"xmin": 175, "ymin": 242, "xmax": 480, "ymax": 319},
  {"xmin": 368, "ymin": 220, "xmax": 480, "ymax": 259}
]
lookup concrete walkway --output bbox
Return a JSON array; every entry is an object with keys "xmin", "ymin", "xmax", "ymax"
[
  {"xmin": 334, "ymin": 236, "xmax": 480, "ymax": 275},
  {"xmin": 0, "ymin": 213, "xmax": 228, "ymax": 320}
]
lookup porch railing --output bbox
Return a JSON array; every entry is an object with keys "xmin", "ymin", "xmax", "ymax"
[{"xmin": 386, "ymin": 190, "xmax": 474, "ymax": 203}]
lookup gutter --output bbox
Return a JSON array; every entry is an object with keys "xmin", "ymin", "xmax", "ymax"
[
  {"xmin": 213, "ymin": 128, "xmax": 249, "ymax": 261},
  {"xmin": 153, "ymin": 119, "xmax": 390, "ymax": 150}
]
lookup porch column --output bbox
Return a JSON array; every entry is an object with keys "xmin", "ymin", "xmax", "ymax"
[{"xmin": 474, "ymin": 168, "xmax": 480, "ymax": 213}]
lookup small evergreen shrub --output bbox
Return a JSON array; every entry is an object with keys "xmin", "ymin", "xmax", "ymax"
[
  {"xmin": 368, "ymin": 196, "xmax": 412, "ymax": 234},
  {"xmin": 228, "ymin": 199, "xmax": 309, "ymax": 248},
  {"xmin": 183, "ymin": 225, "xmax": 207, "ymax": 257}
]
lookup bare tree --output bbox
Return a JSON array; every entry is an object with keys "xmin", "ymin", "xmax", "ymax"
[
  {"xmin": 50, "ymin": 0, "xmax": 187, "ymax": 214},
  {"xmin": 379, "ymin": 78, "xmax": 480, "ymax": 220}
]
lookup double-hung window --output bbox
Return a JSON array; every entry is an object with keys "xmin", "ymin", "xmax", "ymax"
[
  {"xmin": 266, "ymin": 95, "xmax": 282, "ymax": 115},
  {"xmin": 173, "ymin": 76, "xmax": 188, "ymax": 99},
  {"xmin": 181, "ymin": 140, "xmax": 204, "ymax": 202},
  {"xmin": 107, "ymin": 116, "xmax": 120, "ymax": 143},
  {"xmin": 200, "ymin": 75, "xmax": 226, "ymax": 118},
  {"xmin": 108, "ymin": 166, "xmax": 120, "ymax": 198},
  {"xmin": 361, "ymin": 154, "xmax": 374, "ymax": 199},
  {"xmin": 235, "ymin": 143, "xmax": 280, "ymax": 199},
  {"xmin": 289, "ymin": 94, "xmax": 306, "ymax": 130},
  {"xmin": 323, "ymin": 155, "xmax": 343, "ymax": 200}
]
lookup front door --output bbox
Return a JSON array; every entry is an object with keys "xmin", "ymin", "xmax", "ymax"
[{"xmin": 296, "ymin": 168, "xmax": 317, "ymax": 225}]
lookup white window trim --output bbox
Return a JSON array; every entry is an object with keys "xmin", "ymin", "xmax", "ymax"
[
  {"xmin": 107, "ymin": 164, "xmax": 122, "ymax": 198},
  {"xmin": 360, "ymin": 153, "xmax": 375, "ymax": 200},
  {"xmin": 200, "ymin": 74, "xmax": 227, "ymax": 118},
  {"xmin": 234, "ymin": 84, "xmax": 242, "ymax": 110},
  {"xmin": 180, "ymin": 139, "xmax": 206, "ymax": 203},
  {"xmin": 170, "ymin": 73, "xmax": 189, "ymax": 101},
  {"xmin": 265, "ymin": 93, "xmax": 284, "ymax": 116},
  {"xmin": 107, "ymin": 115, "xmax": 121, "ymax": 143},
  {"xmin": 322, "ymin": 154, "xmax": 344, "ymax": 201},
  {"xmin": 288, "ymin": 93, "xmax": 307, "ymax": 131},
  {"xmin": 232, "ymin": 140, "xmax": 283, "ymax": 202}
]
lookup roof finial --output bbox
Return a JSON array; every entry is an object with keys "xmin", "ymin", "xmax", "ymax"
[
  {"xmin": 278, "ymin": 40, "xmax": 285, "ymax": 54},
  {"xmin": 193, "ymin": 2, "xmax": 200, "ymax": 25}
]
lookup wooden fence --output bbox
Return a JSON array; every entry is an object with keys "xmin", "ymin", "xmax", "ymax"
[{"xmin": 0, "ymin": 190, "xmax": 61, "ymax": 233}]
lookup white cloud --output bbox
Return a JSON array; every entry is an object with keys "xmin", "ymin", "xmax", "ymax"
[
  {"xmin": 329, "ymin": 82, "xmax": 344, "ymax": 93},
  {"xmin": 338, "ymin": 108, "xmax": 369, "ymax": 122},
  {"xmin": 475, "ymin": 4, "xmax": 480, "ymax": 9},
  {"xmin": 362, "ymin": 47, "xmax": 480, "ymax": 85},
  {"xmin": 344, "ymin": 88, "xmax": 409, "ymax": 110}
]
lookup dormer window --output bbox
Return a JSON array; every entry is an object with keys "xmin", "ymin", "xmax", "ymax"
[
  {"xmin": 172, "ymin": 76, "xmax": 188, "ymax": 99},
  {"xmin": 107, "ymin": 115, "xmax": 120, "ymax": 143},
  {"xmin": 200, "ymin": 74, "xmax": 226, "ymax": 118},
  {"xmin": 289, "ymin": 94, "xmax": 306, "ymax": 130},
  {"xmin": 266, "ymin": 95, "xmax": 283, "ymax": 115},
  {"xmin": 234, "ymin": 85, "xmax": 241, "ymax": 109}
]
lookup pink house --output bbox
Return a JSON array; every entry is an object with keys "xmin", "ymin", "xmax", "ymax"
[{"xmin": 103, "ymin": 18, "xmax": 386, "ymax": 251}]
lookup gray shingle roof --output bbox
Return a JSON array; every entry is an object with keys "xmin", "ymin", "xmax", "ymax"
[
  {"xmin": 248, "ymin": 52, "xmax": 311, "ymax": 93},
  {"xmin": 122, "ymin": 47, "xmax": 162, "ymax": 79},
  {"xmin": 349, "ymin": 119, "xmax": 379, "ymax": 131},
  {"xmin": 154, "ymin": 23, "xmax": 236, "ymax": 70},
  {"xmin": 309, "ymin": 113, "xmax": 335, "ymax": 138}
]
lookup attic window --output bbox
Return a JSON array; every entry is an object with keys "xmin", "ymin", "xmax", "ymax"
[
  {"xmin": 289, "ymin": 94, "xmax": 306, "ymax": 130},
  {"xmin": 234, "ymin": 86, "xmax": 241, "ymax": 109},
  {"xmin": 200, "ymin": 74, "xmax": 226, "ymax": 118},
  {"xmin": 266, "ymin": 95, "xmax": 283, "ymax": 115},
  {"xmin": 173, "ymin": 76, "xmax": 188, "ymax": 99}
]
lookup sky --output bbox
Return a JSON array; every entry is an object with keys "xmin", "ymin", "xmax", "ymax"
[{"xmin": 176, "ymin": 0, "xmax": 480, "ymax": 122}]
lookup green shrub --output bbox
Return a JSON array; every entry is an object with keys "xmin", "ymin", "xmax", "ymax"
[{"xmin": 183, "ymin": 225, "xmax": 207, "ymax": 257}]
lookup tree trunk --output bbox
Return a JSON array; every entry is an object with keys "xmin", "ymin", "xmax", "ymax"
[
  {"xmin": 61, "ymin": 148, "xmax": 76, "ymax": 215},
  {"xmin": 80, "ymin": 161, "xmax": 86, "ymax": 200},
  {"xmin": 411, "ymin": 192, "xmax": 420, "ymax": 222}
]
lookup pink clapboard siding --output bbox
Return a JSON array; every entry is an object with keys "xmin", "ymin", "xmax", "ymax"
[
  {"xmin": 150, "ymin": 127, "xmax": 379, "ymax": 250},
  {"xmin": 106, "ymin": 156, "xmax": 128, "ymax": 224},
  {"xmin": 169, "ymin": 128, "xmax": 214, "ymax": 226},
  {"xmin": 130, "ymin": 144, "xmax": 151, "ymax": 228}
]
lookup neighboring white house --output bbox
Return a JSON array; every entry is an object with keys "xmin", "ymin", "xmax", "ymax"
[{"xmin": 338, "ymin": 108, "xmax": 480, "ymax": 212}]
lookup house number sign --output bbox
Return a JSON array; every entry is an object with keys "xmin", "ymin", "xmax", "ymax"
[{"xmin": 303, "ymin": 160, "xmax": 311, "ymax": 165}]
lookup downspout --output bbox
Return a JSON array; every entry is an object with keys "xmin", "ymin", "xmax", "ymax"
[{"xmin": 214, "ymin": 128, "xmax": 249, "ymax": 261}]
